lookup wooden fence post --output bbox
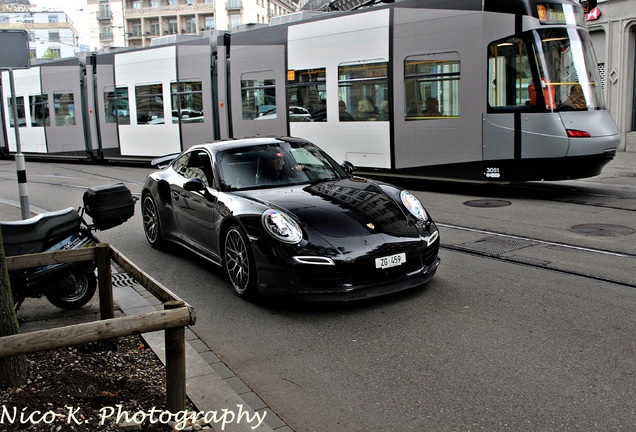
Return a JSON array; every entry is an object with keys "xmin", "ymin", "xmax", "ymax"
[
  {"xmin": 165, "ymin": 300, "xmax": 186, "ymax": 414},
  {"xmin": 95, "ymin": 243, "xmax": 114, "ymax": 319}
]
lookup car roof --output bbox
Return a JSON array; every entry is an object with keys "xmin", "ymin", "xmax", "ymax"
[{"xmin": 191, "ymin": 136, "xmax": 309, "ymax": 153}]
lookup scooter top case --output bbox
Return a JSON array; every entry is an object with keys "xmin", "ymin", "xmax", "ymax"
[
  {"xmin": 83, "ymin": 182, "xmax": 135, "ymax": 230},
  {"xmin": 0, "ymin": 207, "xmax": 81, "ymax": 256}
]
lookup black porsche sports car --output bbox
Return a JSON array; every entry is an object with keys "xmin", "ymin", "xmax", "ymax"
[{"xmin": 141, "ymin": 136, "xmax": 440, "ymax": 300}]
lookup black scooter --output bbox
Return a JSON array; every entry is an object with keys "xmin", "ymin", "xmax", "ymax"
[{"xmin": 1, "ymin": 183, "xmax": 135, "ymax": 311}]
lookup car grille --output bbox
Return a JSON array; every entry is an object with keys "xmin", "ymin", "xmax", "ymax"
[{"xmin": 292, "ymin": 239, "xmax": 439, "ymax": 288}]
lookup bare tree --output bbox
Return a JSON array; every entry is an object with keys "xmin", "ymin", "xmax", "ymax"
[{"xmin": 0, "ymin": 227, "xmax": 28, "ymax": 388}]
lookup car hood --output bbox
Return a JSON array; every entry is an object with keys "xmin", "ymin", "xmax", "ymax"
[{"xmin": 237, "ymin": 178, "xmax": 415, "ymax": 238}]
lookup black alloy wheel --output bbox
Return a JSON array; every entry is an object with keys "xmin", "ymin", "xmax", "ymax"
[
  {"xmin": 142, "ymin": 194, "xmax": 164, "ymax": 248},
  {"xmin": 224, "ymin": 225, "xmax": 256, "ymax": 297}
]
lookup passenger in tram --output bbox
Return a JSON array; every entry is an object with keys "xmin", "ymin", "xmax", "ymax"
[
  {"xmin": 407, "ymin": 100, "xmax": 420, "ymax": 116},
  {"xmin": 377, "ymin": 101, "xmax": 390, "ymax": 121},
  {"xmin": 339, "ymin": 100, "xmax": 355, "ymax": 121},
  {"xmin": 560, "ymin": 84, "xmax": 587, "ymax": 110},
  {"xmin": 422, "ymin": 98, "xmax": 440, "ymax": 116},
  {"xmin": 355, "ymin": 99, "xmax": 376, "ymax": 120}
]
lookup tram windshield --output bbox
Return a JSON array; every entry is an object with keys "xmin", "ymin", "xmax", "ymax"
[{"xmin": 532, "ymin": 28, "xmax": 605, "ymax": 111}]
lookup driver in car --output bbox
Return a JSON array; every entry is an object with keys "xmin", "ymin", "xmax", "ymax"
[{"xmin": 258, "ymin": 150, "xmax": 303, "ymax": 183}]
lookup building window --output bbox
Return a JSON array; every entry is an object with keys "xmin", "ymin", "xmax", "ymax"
[
  {"xmin": 168, "ymin": 19, "xmax": 177, "ymax": 34},
  {"xmin": 338, "ymin": 62, "xmax": 388, "ymax": 121},
  {"xmin": 185, "ymin": 17, "xmax": 196, "ymax": 33},
  {"xmin": 241, "ymin": 73, "xmax": 275, "ymax": 120},
  {"xmin": 132, "ymin": 1, "xmax": 142, "ymax": 9},
  {"xmin": 205, "ymin": 16, "xmax": 215, "ymax": 30},
  {"xmin": 136, "ymin": 83, "xmax": 164, "ymax": 124},
  {"xmin": 53, "ymin": 93, "xmax": 75, "ymax": 126},
  {"xmin": 230, "ymin": 14, "xmax": 241, "ymax": 29},
  {"xmin": 49, "ymin": 48, "xmax": 61, "ymax": 58},
  {"xmin": 105, "ymin": 87, "xmax": 130, "ymax": 125},
  {"xmin": 151, "ymin": 0, "xmax": 160, "ymax": 7},
  {"xmin": 404, "ymin": 54, "xmax": 460, "ymax": 119},
  {"xmin": 171, "ymin": 81, "xmax": 204, "ymax": 124},
  {"xmin": 49, "ymin": 31, "xmax": 60, "ymax": 42},
  {"xmin": 150, "ymin": 21, "xmax": 160, "ymax": 36},
  {"xmin": 287, "ymin": 68, "xmax": 326, "ymax": 121},
  {"xmin": 132, "ymin": 22, "xmax": 142, "ymax": 37},
  {"xmin": 48, "ymin": 14, "xmax": 58, "ymax": 23},
  {"xmin": 29, "ymin": 95, "xmax": 50, "ymax": 127}
]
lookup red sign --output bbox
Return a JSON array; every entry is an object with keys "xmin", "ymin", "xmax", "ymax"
[{"xmin": 586, "ymin": 7, "xmax": 601, "ymax": 21}]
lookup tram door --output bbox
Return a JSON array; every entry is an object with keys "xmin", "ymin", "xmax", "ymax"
[{"xmin": 227, "ymin": 40, "xmax": 287, "ymax": 139}]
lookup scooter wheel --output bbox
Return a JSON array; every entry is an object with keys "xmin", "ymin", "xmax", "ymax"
[{"xmin": 46, "ymin": 271, "xmax": 97, "ymax": 310}]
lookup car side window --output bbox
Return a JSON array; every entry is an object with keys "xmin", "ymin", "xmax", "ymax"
[{"xmin": 173, "ymin": 151, "xmax": 214, "ymax": 187}]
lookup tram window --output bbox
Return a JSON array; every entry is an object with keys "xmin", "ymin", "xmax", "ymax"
[
  {"xmin": 338, "ymin": 62, "xmax": 388, "ymax": 121},
  {"xmin": 7, "ymin": 96, "xmax": 26, "ymax": 128},
  {"xmin": 29, "ymin": 95, "xmax": 50, "ymax": 127},
  {"xmin": 404, "ymin": 55, "xmax": 460, "ymax": 120},
  {"xmin": 241, "ymin": 72, "xmax": 276, "ymax": 120},
  {"xmin": 53, "ymin": 93, "xmax": 75, "ymax": 126},
  {"xmin": 136, "ymin": 83, "xmax": 164, "ymax": 124},
  {"xmin": 170, "ymin": 81, "xmax": 204, "ymax": 124},
  {"xmin": 487, "ymin": 38, "xmax": 533, "ymax": 109},
  {"xmin": 287, "ymin": 68, "xmax": 326, "ymax": 122},
  {"xmin": 104, "ymin": 87, "xmax": 130, "ymax": 125}
]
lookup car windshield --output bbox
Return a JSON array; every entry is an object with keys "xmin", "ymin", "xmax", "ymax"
[{"xmin": 217, "ymin": 142, "xmax": 345, "ymax": 191}]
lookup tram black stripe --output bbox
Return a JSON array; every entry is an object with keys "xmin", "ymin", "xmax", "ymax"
[{"xmin": 514, "ymin": 112, "xmax": 521, "ymax": 160}]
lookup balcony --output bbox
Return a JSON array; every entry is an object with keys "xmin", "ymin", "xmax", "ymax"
[
  {"xmin": 226, "ymin": 0, "xmax": 242, "ymax": 10},
  {"xmin": 125, "ymin": 2, "xmax": 214, "ymax": 17},
  {"xmin": 97, "ymin": 11, "xmax": 112, "ymax": 20},
  {"xmin": 99, "ymin": 32, "xmax": 114, "ymax": 41}
]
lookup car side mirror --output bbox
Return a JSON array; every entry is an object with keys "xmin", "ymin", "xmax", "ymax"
[
  {"xmin": 184, "ymin": 177, "xmax": 207, "ymax": 192},
  {"xmin": 341, "ymin": 161, "xmax": 355, "ymax": 176}
]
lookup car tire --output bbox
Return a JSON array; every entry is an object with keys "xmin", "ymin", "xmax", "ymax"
[
  {"xmin": 142, "ymin": 194, "xmax": 165, "ymax": 249},
  {"xmin": 224, "ymin": 225, "xmax": 257, "ymax": 297},
  {"xmin": 46, "ymin": 271, "xmax": 97, "ymax": 310}
]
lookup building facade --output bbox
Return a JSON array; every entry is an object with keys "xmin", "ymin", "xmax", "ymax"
[
  {"xmin": 88, "ymin": 0, "xmax": 297, "ymax": 50},
  {"xmin": 587, "ymin": 0, "xmax": 636, "ymax": 151},
  {"xmin": 0, "ymin": 3, "xmax": 80, "ymax": 60}
]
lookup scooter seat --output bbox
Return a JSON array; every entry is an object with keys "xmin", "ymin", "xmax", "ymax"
[{"xmin": 1, "ymin": 207, "xmax": 81, "ymax": 256}]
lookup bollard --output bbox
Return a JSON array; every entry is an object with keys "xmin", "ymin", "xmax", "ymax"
[{"xmin": 165, "ymin": 300, "xmax": 187, "ymax": 414}]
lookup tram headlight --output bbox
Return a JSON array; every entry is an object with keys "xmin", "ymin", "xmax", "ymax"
[{"xmin": 401, "ymin": 190, "xmax": 428, "ymax": 222}]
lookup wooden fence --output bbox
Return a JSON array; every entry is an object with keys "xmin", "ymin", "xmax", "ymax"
[{"xmin": 0, "ymin": 243, "xmax": 196, "ymax": 413}]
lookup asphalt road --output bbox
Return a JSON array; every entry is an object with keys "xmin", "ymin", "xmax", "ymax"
[{"xmin": 1, "ymin": 156, "xmax": 635, "ymax": 431}]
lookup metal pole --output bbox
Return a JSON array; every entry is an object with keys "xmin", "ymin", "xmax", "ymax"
[{"xmin": 8, "ymin": 68, "xmax": 30, "ymax": 219}]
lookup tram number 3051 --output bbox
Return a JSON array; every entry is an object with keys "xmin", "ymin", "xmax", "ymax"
[{"xmin": 485, "ymin": 167, "xmax": 501, "ymax": 179}]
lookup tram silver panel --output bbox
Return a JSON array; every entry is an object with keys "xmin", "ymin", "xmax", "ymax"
[
  {"xmin": 41, "ymin": 60, "xmax": 87, "ymax": 155},
  {"xmin": 94, "ymin": 53, "xmax": 119, "ymax": 157},
  {"xmin": 229, "ymin": 44, "xmax": 287, "ymax": 139},
  {"xmin": 560, "ymin": 110, "xmax": 620, "ymax": 156},
  {"xmin": 392, "ymin": 10, "xmax": 515, "ymax": 169},
  {"xmin": 483, "ymin": 113, "xmax": 569, "ymax": 159},
  {"xmin": 176, "ymin": 40, "xmax": 215, "ymax": 150}
]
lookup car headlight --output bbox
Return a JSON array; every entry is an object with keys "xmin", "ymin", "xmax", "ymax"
[
  {"xmin": 261, "ymin": 209, "xmax": 303, "ymax": 244},
  {"xmin": 400, "ymin": 190, "xmax": 428, "ymax": 221}
]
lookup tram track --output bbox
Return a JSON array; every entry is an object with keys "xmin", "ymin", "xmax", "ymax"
[{"xmin": 437, "ymin": 221, "xmax": 636, "ymax": 290}]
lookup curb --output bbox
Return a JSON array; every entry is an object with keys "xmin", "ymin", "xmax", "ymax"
[{"xmin": 112, "ymin": 273, "xmax": 294, "ymax": 432}]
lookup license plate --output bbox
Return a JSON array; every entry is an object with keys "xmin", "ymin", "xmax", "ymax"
[{"xmin": 375, "ymin": 253, "xmax": 406, "ymax": 269}]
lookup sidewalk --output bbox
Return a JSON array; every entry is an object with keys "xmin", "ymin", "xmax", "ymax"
[{"xmin": 0, "ymin": 206, "xmax": 293, "ymax": 432}]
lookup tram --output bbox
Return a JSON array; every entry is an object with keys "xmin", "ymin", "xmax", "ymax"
[{"xmin": 0, "ymin": 0, "xmax": 619, "ymax": 182}]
